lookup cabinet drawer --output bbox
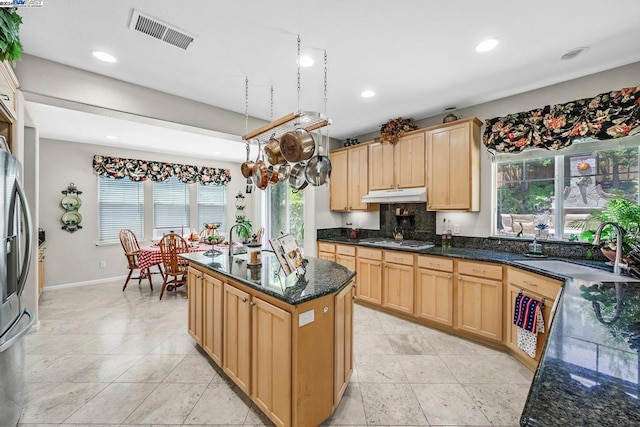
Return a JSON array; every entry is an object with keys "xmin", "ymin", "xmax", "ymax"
[
  {"xmin": 507, "ymin": 267, "xmax": 562, "ymax": 299},
  {"xmin": 384, "ymin": 251, "xmax": 414, "ymax": 266},
  {"xmin": 336, "ymin": 244, "xmax": 356, "ymax": 256},
  {"xmin": 457, "ymin": 260, "xmax": 502, "ymax": 281},
  {"xmin": 357, "ymin": 247, "xmax": 382, "ymax": 261},
  {"xmin": 318, "ymin": 242, "xmax": 336, "ymax": 253},
  {"xmin": 417, "ymin": 255, "xmax": 453, "ymax": 272}
]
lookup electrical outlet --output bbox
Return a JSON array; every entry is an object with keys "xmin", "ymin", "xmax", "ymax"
[
  {"xmin": 99, "ymin": 261, "xmax": 106, "ymax": 268},
  {"xmin": 453, "ymin": 224, "xmax": 460, "ymax": 234}
]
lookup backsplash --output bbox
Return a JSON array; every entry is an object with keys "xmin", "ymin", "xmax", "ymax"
[{"xmin": 379, "ymin": 203, "xmax": 437, "ymax": 241}]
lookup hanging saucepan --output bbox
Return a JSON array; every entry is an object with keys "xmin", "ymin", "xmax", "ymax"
[
  {"xmin": 280, "ymin": 127, "xmax": 315, "ymax": 163},
  {"xmin": 288, "ymin": 161, "xmax": 308, "ymax": 192},
  {"xmin": 264, "ymin": 135, "xmax": 287, "ymax": 165},
  {"xmin": 277, "ymin": 163, "xmax": 291, "ymax": 182},
  {"xmin": 252, "ymin": 140, "xmax": 269, "ymax": 190},
  {"xmin": 305, "ymin": 130, "xmax": 332, "ymax": 186},
  {"xmin": 240, "ymin": 139, "xmax": 257, "ymax": 178},
  {"xmin": 267, "ymin": 165, "xmax": 279, "ymax": 185}
]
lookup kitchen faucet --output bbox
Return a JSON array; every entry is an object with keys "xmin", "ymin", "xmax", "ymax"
[
  {"xmin": 228, "ymin": 223, "xmax": 249, "ymax": 262},
  {"xmin": 593, "ymin": 222, "xmax": 625, "ymax": 275}
]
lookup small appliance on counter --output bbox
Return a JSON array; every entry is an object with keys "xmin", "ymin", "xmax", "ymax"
[{"xmin": 346, "ymin": 222, "xmax": 359, "ymax": 240}]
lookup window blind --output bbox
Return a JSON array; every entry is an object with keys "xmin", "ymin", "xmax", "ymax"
[
  {"xmin": 198, "ymin": 185, "xmax": 226, "ymax": 232},
  {"xmin": 98, "ymin": 178, "xmax": 144, "ymax": 243},
  {"xmin": 153, "ymin": 177, "xmax": 190, "ymax": 231}
]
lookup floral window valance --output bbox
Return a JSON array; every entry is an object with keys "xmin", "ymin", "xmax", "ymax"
[
  {"xmin": 92, "ymin": 155, "xmax": 232, "ymax": 185},
  {"xmin": 484, "ymin": 85, "xmax": 640, "ymax": 153}
]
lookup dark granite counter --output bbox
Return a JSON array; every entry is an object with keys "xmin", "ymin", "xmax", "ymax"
[{"xmin": 180, "ymin": 251, "xmax": 356, "ymax": 305}]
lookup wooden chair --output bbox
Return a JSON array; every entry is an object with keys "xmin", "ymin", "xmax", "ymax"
[
  {"xmin": 158, "ymin": 232, "xmax": 189, "ymax": 299},
  {"xmin": 119, "ymin": 229, "xmax": 154, "ymax": 291}
]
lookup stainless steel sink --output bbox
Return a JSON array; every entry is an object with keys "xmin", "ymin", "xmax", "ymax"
[
  {"xmin": 360, "ymin": 238, "xmax": 435, "ymax": 250},
  {"xmin": 514, "ymin": 259, "xmax": 640, "ymax": 282}
]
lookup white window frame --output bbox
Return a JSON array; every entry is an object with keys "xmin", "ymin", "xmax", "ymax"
[
  {"xmin": 97, "ymin": 177, "xmax": 144, "ymax": 244},
  {"xmin": 198, "ymin": 185, "xmax": 227, "ymax": 233}
]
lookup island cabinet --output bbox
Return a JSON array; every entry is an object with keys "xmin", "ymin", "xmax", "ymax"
[
  {"xmin": 505, "ymin": 267, "xmax": 562, "ymax": 370},
  {"xmin": 415, "ymin": 255, "xmax": 454, "ymax": 326},
  {"xmin": 355, "ymin": 247, "xmax": 383, "ymax": 305},
  {"xmin": 456, "ymin": 260, "xmax": 503, "ymax": 341},
  {"xmin": 368, "ymin": 132, "xmax": 426, "ymax": 190},
  {"xmin": 330, "ymin": 144, "xmax": 370, "ymax": 212},
  {"xmin": 185, "ymin": 257, "xmax": 355, "ymax": 427},
  {"xmin": 382, "ymin": 251, "xmax": 415, "ymax": 314},
  {"xmin": 426, "ymin": 118, "xmax": 482, "ymax": 211}
]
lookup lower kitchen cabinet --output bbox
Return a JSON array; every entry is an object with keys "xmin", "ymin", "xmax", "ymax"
[
  {"xmin": 456, "ymin": 261, "xmax": 503, "ymax": 341},
  {"xmin": 355, "ymin": 248, "xmax": 383, "ymax": 305},
  {"xmin": 187, "ymin": 267, "xmax": 204, "ymax": 346},
  {"xmin": 335, "ymin": 244, "xmax": 356, "ymax": 271},
  {"xmin": 317, "ymin": 242, "xmax": 336, "ymax": 262},
  {"xmin": 383, "ymin": 251, "xmax": 415, "ymax": 314},
  {"xmin": 223, "ymin": 283, "xmax": 252, "ymax": 394},
  {"xmin": 334, "ymin": 282, "xmax": 354, "ymax": 405},
  {"xmin": 415, "ymin": 256, "xmax": 454, "ymax": 326},
  {"xmin": 203, "ymin": 273, "xmax": 223, "ymax": 366}
]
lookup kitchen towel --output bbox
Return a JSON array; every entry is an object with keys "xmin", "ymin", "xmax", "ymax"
[{"xmin": 514, "ymin": 293, "xmax": 545, "ymax": 358}]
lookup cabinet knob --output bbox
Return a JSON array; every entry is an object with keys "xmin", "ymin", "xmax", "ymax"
[
  {"xmin": 250, "ymin": 301, "xmax": 256, "ymax": 307},
  {"xmin": 352, "ymin": 295, "xmax": 356, "ymax": 300},
  {"xmin": 242, "ymin": 297, "xmax": 248, "ymax": 302}
]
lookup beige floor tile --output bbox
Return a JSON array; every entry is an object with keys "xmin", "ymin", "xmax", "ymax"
[
  {"xmin": 353, "ymin": 304, "xmax": 379, "ymax": 321},
  {"xmin": 23, "ymin": 382, "xmax": 60, "ymax": 405},
  {"xmin": 463, "ymin": 383, "xmax": 531, "ymax": 425},
  {"xmin": 397, "ymin": 354, "xmax": 458, "ymax": 383},
  {"xmin": 441, "ymin": 354, "xmax": 533, "ymax": 384},
  {"xmin": 124, "ymin": 383, "xmax": 207, "ymax": 424},
  {"xmin": 376, "ymin": 313, "xmax": 422, "ymax": 335},
  {"xmin": 425, "ymin": 332, "xmax": 503, "ymax": 356},
  {"xmin": 387, "ymin": 334, "xmax": 436, "ymax": 355},
  {"xmin": 108, "ymin": 334, "xmax": 170, "ymax": 355},
  {"xmin": 411, "ymin": 383, "xmax": 491, "ymax": 425},
  {"xmin": 244, "ymin": 403, "xmax": 275, "ymax": 425},
  {"xmin": 353, "ymin": 318, "xmax": 386, "ymax": 335},
  {"xmin": 353, "ymin": 333, "xmax": 394, "ymax": 355},
  {"xmin": 20, "ymin": 382, "xmax": 108, "ymax": 424},
  {"xmin": 17, "ymin": 424, "xmax": 59, "ymax": 427},
  {"xmin": 359, "ymin": 382, "xmax": 428, "ymax": 425},
  {"xmin": 149, "ymin": 334, "xmax": 198, "ymax": 354},
  {"xmin": 183, "ymin": 382, "xmax": 251, "ymax": 425},
  {"xmin": 66, "ymin": 354, "xmax": 143, "ymax": 383},
  {"xmin": 322, "ymin": 383, "xmax": 367, "ymax": 425},
  {"xmin": 26, "ymin": 334, "xmax": 128, "ymax": 355},
  {"xmin": 63, "ymin": 382, "xmax": 158, "ymax": 424},
  {"xmin": 355, "ymin": 354, "xmax": 407, "ymax": 383},
  {"xmin": 163, "ymin": 354, "xmax": 220, "ymax": 383},
  {"xmin": 115, "ymin": 354, "xmax": 187, "ymax": 382},
  {"xmin": 25, "ymin": 354, "xmax": 101, "ymax": 382}
]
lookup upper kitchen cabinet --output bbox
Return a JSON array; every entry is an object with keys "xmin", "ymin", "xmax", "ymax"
[
  {"xmin": 0, "ymin": 61, "xmax": 18, "ymax": 151},
  {"xmin": 330, "ymin": 144, "xmax": 370, "ymax": 212},
  {"xmin": 427, "ymin": 118, "xmax": 482, "ymax": 211},
  {"xmin": 369, "ymin": 132, "xmax": 426, "ymax": 190}
]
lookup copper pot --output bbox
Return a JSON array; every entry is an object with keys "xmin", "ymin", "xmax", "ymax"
[
  {"xmin": 241, "ymin": 160, "xmax": 256, "ymax": 178},
  {"xmin": 252, "ymin": 160, "xmax": 268, "ymax": 190},
  {"xmin": 264, "ymin": 136, "xmax": 287, "ymax": 165},
  {"xmin": 280, "ymin": 128, "xmax": 315, "ymax": 163},
  {"xmin": 267, "ymin": 165, "xmax": 279, "ymax": 185},
  {"xmin": 288, "ymin": 161, "xmax": 308, "ymax": 192}
]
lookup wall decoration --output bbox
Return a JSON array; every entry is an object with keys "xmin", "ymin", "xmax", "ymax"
[
  {"xmin": 61, "ymin": 182, "xmax": 82, "ymax": 233},
  {"xmin": 379, "ymin": 117, "xmax": 417, "ymax": 145}
]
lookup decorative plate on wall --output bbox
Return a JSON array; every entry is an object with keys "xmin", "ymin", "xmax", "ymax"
[
  {"xmin": 61, "ymin": 182, "xmax": 83, "ymax": 233},
  {"xmin": 60, "ymin": 195, "xmax": 82, "ymax": 211}
]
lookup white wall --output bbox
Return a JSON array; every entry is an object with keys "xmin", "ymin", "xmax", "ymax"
[
  {"xmin": 351, "ymin": 61, "xmax": 640, "ymax": 237},
  {"xmin": 39, "ymin": 138, "xmax": 249, "ymax": 287}
]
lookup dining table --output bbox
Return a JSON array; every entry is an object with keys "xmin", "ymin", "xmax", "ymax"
[{"xmin": 138, "ymin": 241, "xmax": 237, "ymax": 278}]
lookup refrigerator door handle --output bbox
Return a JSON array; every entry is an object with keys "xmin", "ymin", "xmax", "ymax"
[
  {"xmin": 0, "ymin": 308, "xmax": 33, "ymax": 353},
  {"xmin": 15, "ymin": 180, "xmax": 32, "ymax": 297}
]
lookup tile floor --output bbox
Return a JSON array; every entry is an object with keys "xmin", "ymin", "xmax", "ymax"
[{"xmin": 19, "ymin": 280, "xmax": 533, "ymax": 426}]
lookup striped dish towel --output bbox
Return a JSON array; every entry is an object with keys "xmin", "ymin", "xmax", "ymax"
[{"xmin": 513, "ymin": 293, "xmax": 545, "ymax": 357}]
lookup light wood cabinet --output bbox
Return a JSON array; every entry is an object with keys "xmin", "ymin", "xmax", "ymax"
[
  {"xmin": 317, "ymin": 242, "xmax": 336, "ymax": 262},
  {"xmin": 0, "ymin": 60, "xmax": 18, "ymax": 151},
  {"xmin": 416, "ymin": 256, "xmax": 453, "ymax": 326},
  {"xmin": 334, "ymin": 282, "xmax": 354, "ymax": 405},
  {"xmin": 382, "ymin": 251, "xmax": 415, "ymax": 314},
  {"xmin": 187, "ymin": 267, "xmax": 204, "ymax": 346},
  {"xmin": 505, "ymin": 268, "xmax": 562, "ymax": 370},
  {"xmin": 368, "ymin": 132, "xmax": 426, "ymax": 191},
  {"xmin": 203, "ymin": 273, "xmax": 223, "ymax": 366},
  {"xmin": 223, "ymin": 283, "xmax": 252, "ymax": 394},
  {"xmin": 427, "ymin": 118, "xmax": 482, "ymax": 211},
  {"xmin": 355, "ymin": 248, "xmax": 383, "ymax": 305},
  {"xmin": 335, "ymin": 244, "xmax": 356, "ymax": 271},
  {"xmin": 330, "ymin": 144, "xmax": 370, "ymax": 212},
  {"xmin": 456, "ymin": 260, "xmax": 503, "ymax": 341},
  {"xmin": 38, "ymin": 245, "xmax": 45, "ymax": 296}
]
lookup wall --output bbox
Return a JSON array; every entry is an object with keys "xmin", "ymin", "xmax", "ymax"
[
  {"xmin": 39, "ymin": 138, "xmax": 248, "ymax": 287},
  {"xmin": 351, "ymin": 61, "xmax": 640, "ymax": 237}
]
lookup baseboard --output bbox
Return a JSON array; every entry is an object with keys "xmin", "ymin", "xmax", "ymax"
[{"xmin": 43, "ymin": 276, "xmax": 127, "ymax": 291}]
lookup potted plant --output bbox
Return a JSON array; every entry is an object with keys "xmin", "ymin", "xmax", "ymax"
[
  {"xmin": 235, "ymin": 219, "xmax": 252, "ymax": 243},
  {"xmin": 0, "ymin": 8, "xmax": 23, "ymax": 62}
]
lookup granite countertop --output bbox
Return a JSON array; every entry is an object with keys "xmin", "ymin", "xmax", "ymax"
[{"xmin": 180, "ymin": 251, "xmax": 355, "ymax": 305}]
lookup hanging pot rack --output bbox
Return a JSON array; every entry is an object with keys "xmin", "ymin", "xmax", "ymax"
[{"xmin": 242, "ymin": 110, "xmax": 331, "ymax": 145}]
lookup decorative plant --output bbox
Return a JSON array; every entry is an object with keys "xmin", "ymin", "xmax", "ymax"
[
  {"xmin": 379, "ymin": 117, "xmax": 417, "ymax": 145},
  {"xmin": 0, "ymin": 8, "xmax": 23, "ymax": 62},
  {"xmin": 235, "ymin": 218, "xmax": 252, "ymax": 242}
]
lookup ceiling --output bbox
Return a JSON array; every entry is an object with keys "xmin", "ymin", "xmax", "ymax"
[{"xmin": 18, "ymin": 0, "xmax": 640, "ymax": 162}]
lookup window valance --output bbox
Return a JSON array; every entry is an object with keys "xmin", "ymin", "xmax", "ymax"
[
  {"xmin": 483, "ymin": 85, "xmax": 640, "ymax": 153},
  {"xmin": 92, "ymin": 155, "xmax": 232, "ymax": 185}
]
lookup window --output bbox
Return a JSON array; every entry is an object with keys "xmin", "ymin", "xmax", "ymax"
[
  {"xmin": 494, "ymin": 136, "xmax": 640, "ymax": 239},
  {"xmin": 153, "ymin": 177, "xmax": 190, "ymax": 238},
  {"xmin": 267, "ymin": 181, "xmax": 304, "ymax": 247},
  {"xmin": 198, "ymin": 185, "xmax": 226, "ymax": 233},
  {"xmin": 97, "ymin": 178, "xmax": 144, "ymax": 243}
]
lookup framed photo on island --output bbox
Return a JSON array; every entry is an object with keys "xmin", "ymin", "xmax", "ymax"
[{"xmin": 269, "ymin": 233, "xmax": 305, "ymax": 276}]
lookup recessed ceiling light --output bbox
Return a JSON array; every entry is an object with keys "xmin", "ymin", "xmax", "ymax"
[
  {"xmin": 92, "ymin": 51, "xmax": 117, "ymax": 63},
  {"xmin": 475, "ymin": 38, "xmax": 499, "ymax": 53},
  {"xmin": 561, "ymin": 46, "xmax": 589, "ymax": 60},
  {"xmin": 106, "ymin": 135, "xmax": 118, "ymax": 140},
  {"xmin": 213, "ymin": 151, "xmax": 221, "ymax": 155},
  {"xmin": 298, "ymin": 56, "xmax": 314, "ymax": 67},
  {"xmin": 361, "ymin": 90, "xmax": 376, "ymax": 98}
]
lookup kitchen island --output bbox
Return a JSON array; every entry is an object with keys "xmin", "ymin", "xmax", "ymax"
[{"xmin": 180, "ymin": 251, "xmax": 356, "ymax": 427}]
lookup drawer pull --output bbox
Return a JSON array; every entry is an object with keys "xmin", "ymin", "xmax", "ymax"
[
  {"xmin": 472, "ymin": 268, "xmax": 485, "ymax": 273},
  {"xmin": 0, "ymin": 94, "xmax": 9, "ymax": 101},
  {"xmin": 250, "ymin": 301, "xmax": 256, "ymax": 307},
  {"xmin": 523, "ymin": 280, "xmax": 538, "ymax": 287},
  {"xmin": 242, "ymin": 297, "xmax": 248, "ymax": 302}
]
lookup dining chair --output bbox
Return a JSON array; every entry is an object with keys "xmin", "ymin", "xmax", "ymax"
[
  {"xmin": 119, "ymin": 229, "xmax": 154, "ymax": 291},
  {"xmin": 158, "ymin": 232, "xmax": 189, "ymax": 299}
]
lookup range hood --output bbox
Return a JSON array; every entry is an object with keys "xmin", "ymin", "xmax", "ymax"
[{"xmin": 361, "ymin": 188, "xmax": 427, "ymax": 204}]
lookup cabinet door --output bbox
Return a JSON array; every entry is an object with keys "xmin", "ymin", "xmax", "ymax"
[
  {"xmin": 187, "ymin": 267, "xmax": 203, "ymax": 346},
  {"xmin": 383, "ymin": 262, "xmax": 414, "ymax": 314},
  {"xmin": 447, "ymin": 124, "xmax": 472, "ymax": 208},
  {"xmin": 348, "ymin": 145, "xmax": 369, "ymax": 210},
  {"xmin": 368, "ymin": 142, "xmax": 395, "ymax": 190},
  {"xmin": 252, "ymin": 297, "xmax": 291, "ymax": 427},
  {"xmin": 456, "ymin": 274, "xmax": 503, "ymax": 341},
  {"xmin": 223, "ymin": 283, "xmax": 251, "ymax": 394},
  {"xmin": 318, "ymin": 252, "xmax": 336, "ymax": 262},
  {"xmin": 396, "ymin": 132, "xmax": 425, "ymax": 188},
  {"xmin": 330, "ymin": 150, "xmax": 349, "ymax": 211},
  {"xmin": 355, "ymin": 257, "xmax": 382, "ymax": 305},
  {"xmin": 334, "ymin": 282, "xmax": 354, "ymax": 406},
  {"xmin": 416, "ymin": 268, "xmax": 453, "ymax": 326},
  {"xmin": 203, "ymin": 273, "xmax": 223, "ymax": 366},
  {"xmin": 335, "ymin": 254, "xmax": 356, "ymax": 271}
]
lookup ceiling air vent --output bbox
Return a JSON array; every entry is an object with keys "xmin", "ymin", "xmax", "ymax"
[{"xmin": 129, "ymin": 10, "xmax": 196, "ymax": 51}]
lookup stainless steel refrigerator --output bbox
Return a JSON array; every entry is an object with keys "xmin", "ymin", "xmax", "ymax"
[{"xmin": 0, "ymin": 137, "xmax": 34, "ymax": 427}]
